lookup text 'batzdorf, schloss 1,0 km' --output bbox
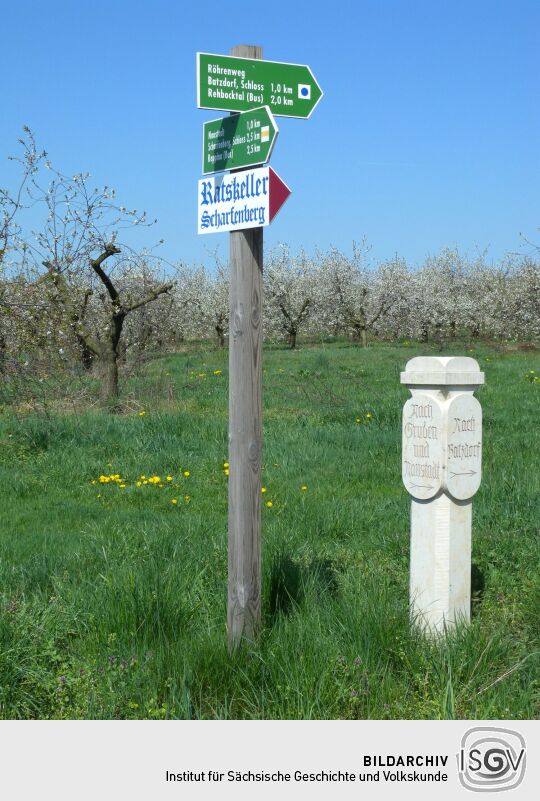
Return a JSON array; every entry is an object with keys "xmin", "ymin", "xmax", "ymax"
[{"xmin": 196, "ymin": 53, "xmax": 323, "ymax": 118}]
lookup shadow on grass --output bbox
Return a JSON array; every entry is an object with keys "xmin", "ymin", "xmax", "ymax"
[
  {"xmin": 471, "ymin": 562, "xmax": 486, "ymax": 617},
  {"xmin": 266, "ymin": 551, "xmax": 340, "ymax": 621}
]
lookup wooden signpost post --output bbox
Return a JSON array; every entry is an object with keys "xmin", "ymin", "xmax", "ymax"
[
  {"xmin": 227, "ymin": 43, "xmax": 264, "ymax": 650},
  {"xmin": 196, "ymin": 44, "xmax": 321, "ymax": 650}
]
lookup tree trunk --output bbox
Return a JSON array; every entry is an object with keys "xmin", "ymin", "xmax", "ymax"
[
  {"xmin": 351, "ymin": 323, "xmax": 367, "ymax": 346},
  {"xmin": 360, "ymin": 326, "xmax": 367, "ymax": 347},
  {"xmin": 100, "ymin": 349, "xmax": 119, "ymax": 406},
  {"xmin": 117, "ymin": 338, "xmax": 128, "ymax": 366},
  {"xmin": 76, "ymin": 334, "xmax": 95, "ymax": 370},
  {"xmin": 0, "ymin": 332, "xmax": 6, "ymax": 373},
  {"xmin": 100, "ymin": 314, "xmax": 124, "ymax": 408},
  {"xmin": 434, "ymin": 322, "xmax": 444, "ymax": 351},
  {"xmin": 421, "ymin": 321, "xmax": 429, "ymax": 343},
  {"xmin": 287, "ymin": 329, "xmax": 297, "ymax": 349},
  {"xmin": 216, "ymin": 324, "xmax": 225, "ymax": 348}
]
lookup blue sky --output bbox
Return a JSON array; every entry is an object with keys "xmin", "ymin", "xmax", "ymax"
[{"xmin": 1, "ymin": 0, "xmax": 539, "ymax": 270}]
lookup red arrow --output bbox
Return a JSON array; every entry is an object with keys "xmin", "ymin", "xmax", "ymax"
[{"xmin": 269, "ymin": 167, "xmax": 291, "ymax": 223}]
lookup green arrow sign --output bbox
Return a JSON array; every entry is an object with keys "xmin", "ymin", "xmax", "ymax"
[
  {"xmin": 202, "ymin": 106, "xmax": 278, "ymax": 175},
  {"xmin": 197, "ymin": 52, "xmax": 323, "ymax": 119}
]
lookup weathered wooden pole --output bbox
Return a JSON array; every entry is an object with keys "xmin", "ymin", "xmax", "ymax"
[
  {"xmin": 401, "ymin": 357, "xmax": 484, "ymax": 634},
  {"xmin": 227, "ymin": 44, "xmax": 263, "ymax": 650}
]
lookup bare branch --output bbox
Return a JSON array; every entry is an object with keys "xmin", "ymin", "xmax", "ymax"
[
  {"xmin": 42, "ymin": 260, "xmax": 102, "ymax": 356},
  {"xmin": 123, "ymin": 282, "xmax": 174, "ymax": 315},
  {"xmin": 90, "ymin": 244, "xmax": 122, "ymax": 303}
]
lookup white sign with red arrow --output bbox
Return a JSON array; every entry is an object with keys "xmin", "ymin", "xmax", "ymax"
[{"xmin": 197, "ymin": 165, "xmax": 291, "ymax": 235}]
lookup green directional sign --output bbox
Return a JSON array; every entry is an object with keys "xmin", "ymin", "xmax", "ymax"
[
  {"xmin": 202, "ymin": 106, "xmax": 278, "ymax": 175},
  {"xmin": 197, "ymin": 52, "xmax": 323, "ymax": 119}
]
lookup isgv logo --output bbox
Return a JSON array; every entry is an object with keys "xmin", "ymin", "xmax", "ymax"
[{"xmin": 457, "ymin": 727, "xmax": 526, "ymax": 792}]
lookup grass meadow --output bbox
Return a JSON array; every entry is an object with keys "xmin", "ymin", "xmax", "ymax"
[{"xmin": 0, "ymin": 341, "xmax": 539, "ymax": 719}]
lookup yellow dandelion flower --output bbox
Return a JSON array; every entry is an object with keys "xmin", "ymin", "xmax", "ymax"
[
  {"xmin": 301, "ymin": 485, "xmax": 308, "ymax": 491},
  {"xmin": 143, "ymin": 480, "xmax": 148, "ymax": 485},
  {"xmin": 224, "ymin": 468, "xmax": 229, "ymax": 476},
  {"xmin": 355, "ymin": 418, "xmax": 361, "ymax": 423},
  {"xmin": 138, "ymin": 410, "xmax": 146, "ymax": 416},
  {"xmin": 261, "ymin": 487, "xmax": 267, "ymax": 493},
  {"xmin": 265, "ymin": 500, "xmax": 273, "ymax": 508},
  {"xmin": 140, "ymin": 475, "xmax": 146, "ymax": 480},
  {"xmin": 366, "ymin": 412, "xmax": 373, "ymax": 419},
  {"xmin": 91, "ymin": 480, "xmax": 97, "ymax": 485},
  {"xmin": 136, "ymin": 481, "xmax": 142, "ymax": 487},
  {"xmin": 213, "ymin": 369, "xmax": 222, "ymax": 375},
  {"xmin": 183, "ymin": 470, "xmax": 190, "ymax": 477},
  {"xmin": 223, "ymin": 461, "xmax": 229, "ymax": 468},
  {"xmin": 184, "ymin": 495, "xmax": 190, "ymax": 502},
  {"xmin": 119, "ymin": 484, "xmax": 126, "ymax": 488},
  {"xmin": 171, "ymin": 499, "xmax": 178, "ymax": 505},
  {"xmin": 166, "ymin": 475, "xmax": 173, "ymax": 481}
]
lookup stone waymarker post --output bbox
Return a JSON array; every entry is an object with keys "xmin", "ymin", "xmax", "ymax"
[{"xmin": 401, "ymin": 357, "xmax": 484, "ymax": 634}]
